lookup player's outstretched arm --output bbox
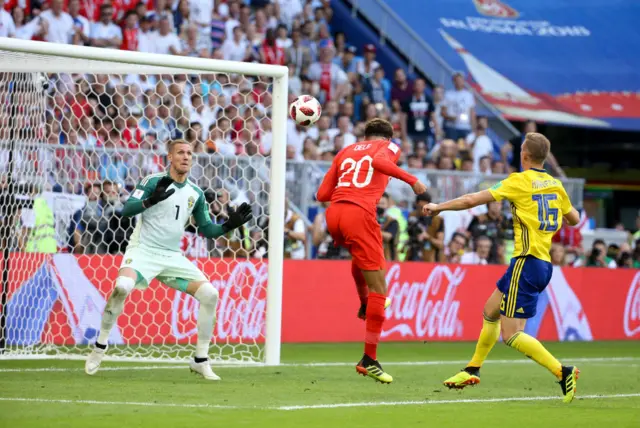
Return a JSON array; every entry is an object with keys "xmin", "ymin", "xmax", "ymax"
[
  {"xmin": 121, "ymin": 176, "xmax": 176, "ymax": 217},
  {"xmin": 423, "ymin": 190, "xmax": 496, "ymax": 216},
  {"xmin": 371, "ymin": 150, "xmax": 418, "ymax": 187},
  {"xmin": 316, "ymin": 161, "xmax": 339, "ymax": 202},
  {"xmin": 194, "ymin": 196, "xmax": 253, "ymax": 239}
]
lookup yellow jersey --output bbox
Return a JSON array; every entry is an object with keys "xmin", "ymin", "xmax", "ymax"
[{"xmin": 488, "ymin": 168, "xmax": 573, "ymax": 262}]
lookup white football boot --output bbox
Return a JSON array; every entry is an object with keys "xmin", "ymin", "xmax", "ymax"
[
  {"xmin": 189, "ymin": 359, "xmax": 221, "ymax": 381},
  {"xmin": 85, "ymin": 345, "xmax": 107, "ymax": 375}
]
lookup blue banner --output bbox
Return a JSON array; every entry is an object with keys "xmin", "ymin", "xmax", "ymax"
[{"xmin": 383, "ymin": 0, "xmax": 640, "ymax": 130}]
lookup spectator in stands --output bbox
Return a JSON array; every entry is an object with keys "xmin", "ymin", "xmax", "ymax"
[
  {"xmin": 461, "ymin": 235, "xmax": 492, "ymax": 265},
  {"xmin": 120, "ymin": 11, "xmax": 139, "ymax": 51},
  {"xmin": 0, "ymin": 0, "xmax": 16, "ymax": 38},
  {"xmin": 491, "ymin": 159, "xmax": 506, "ymax": 175},
  {"xmin": 553, "ymin": 221, "xmax": 583, "ymax": 262},
  {"xmin": 466, "ymin": 116, "xmax": 494, "ymax": 173},
  {"xmin": 467, "ymin": 201, "xmax": 509, "ymax": 262},
  {"xmin": 580, "ymin": 239, "xmax": 617, "ymax": 268},
  {"xmin": 137, "ymin": 16, "xmax": 157, "ymax": 53},
  {"xmin": 286, "ymin": 28, "xmax": 312, "ymax": 76},
  {"xmin": 153, "ymin": 16, "xmax": 182, "ymax": 55},
  {"xmin": 504, "ymin": 120, "xmax": 566, "ymax": 177},
  {"xmin": 403, "ymin": 78, "xmax": 435, "ymax": 150},
  {"xmin": 74, "ymin": 182, "xmax": 105, "ymax": 254},
  {"xmin": 377, "ymin": 193, "xmax": 399, "ymax": 261},
  {"xmin": 391, "ymin": 68, "xmax": 412, "ymax": 105},
  {"xmin": 442, "ymin": 72, "xmax": 476, "ymax": 141},
  {"xmin": 275, "ymin": 24, "xmax": 291, "ymax": 49},
  {"xmin": 91, "ymin": 4, "xmax": 122, "ymax": 49},
  {"xmin": 432, "ymin": 84, "xmax": 445, "ymax": 140},
  {"xmin": 365, "ymin": 67, "xmax": 391, "ymax": 110},
  {"xmin": 221, "ymin": 25, "xmax": 249, "ymax": 62},
  {"xmin": 334, "ymin": 44, "xmax": 357, "ymax": 74},
  {"xmin": 405, "ymin": 192, "xmax": 444, "ymax": 262},
  {"xmin": 40, "ymin": 0, "xmax": 74, "ymax": 44},
  {"xmin": 631, "ymin": 210, "xmax": 640, "ymax": 244},
  {"xmin": 13, "ymin": 7, "xmax": 48, "ymax": 40},
  {"xmin": 260, "ymin": 28, "xmax": 286, "ymax": 65},
  {"xmin": 445, "ymin": 232, "xmax": 468, "ymax": 264},
  {"xmin": 355, "ymin": 43, "xmax": 379, "ymax": 81},
  {"xmin": 550, "ymin": 243, "xmax": 567, "ymax": 266},
  {"xmin": 284, "ymin": 201, "xmax": 306, "ymax": 259},
  {"xmin": 308, "ymin": 39, "xmax": 349, "ymax": 104}
]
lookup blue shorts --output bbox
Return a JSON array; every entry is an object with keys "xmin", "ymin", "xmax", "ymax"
[{"xmin": 497, "ymin": 256, "xmax": 553, "ymax": 319}]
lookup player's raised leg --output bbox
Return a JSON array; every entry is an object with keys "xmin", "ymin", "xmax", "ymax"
[
  {"xmin": 85, "ymin": 268, "xmax": 137, "ymax": 375},
  {"xmin": 186, "ymin": 280, "xmax": 221, "ymax": 381},
  {"xmin": 443, "ymin": 288, "xmax": 502, "ymax": 389}
]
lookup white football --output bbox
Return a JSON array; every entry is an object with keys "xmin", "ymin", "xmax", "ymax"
[{"xmin": 289, "ymin": 95, "xmax": 322, "ymax": 127}]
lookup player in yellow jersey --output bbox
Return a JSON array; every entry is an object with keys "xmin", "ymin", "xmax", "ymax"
[{"xmin": 423, "ymin": 133, "xmax": 581, "ymax": 403}]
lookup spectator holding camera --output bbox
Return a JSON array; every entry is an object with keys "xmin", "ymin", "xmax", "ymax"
[
  {"xmin": 467, "ymin": 200, "xmax": 510, "ymax": 263},
  {"xmin": 578, "ymin": 239, "xmax": 616, "ymax": 268},
  {"xmin": 405, "ymin": 192, "xmax": 444, "ymax": 262},
  {"xmin": 377, "ymin": 193, "xmax": 399, "ymax": 261}
]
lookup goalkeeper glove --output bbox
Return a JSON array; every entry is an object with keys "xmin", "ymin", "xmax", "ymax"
[
  {"xmin": 142, "ymin": 176, "xmax": 175, "ymax": 208},
  {"xmin": 222, "ymin": 203, "xmax": 253, "ymax": 233}
]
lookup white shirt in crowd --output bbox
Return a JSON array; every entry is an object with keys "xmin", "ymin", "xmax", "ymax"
[
  {"xmin": 91, "ymin": 22, "xmax": 122, "ymax": 48},
  {"xmin": 276, "ymin": 0, "xmax": 303, "ymax": 29},
  {"xmin": 224, "ymin": 18, "xmax": 240, "ymax": 41},
  {"xmin": 189, "ymin": 0, "xmax": 214, "ymax": 26},
  {"xmin": 138, "ymin": 30, "xmax": 158, "ymax": 53},
  {"xmin": 0, "ymin": 9, "xmax": 16, "ymax": 38},
  {"xmin": 444, "ymin": 88, "xmax": 475, "ymax": 130},
  {"xmin": 16, "ymin": 19, "xmax": 41, "ymax": 40},
  {"xmin": 221, "ymin": 38, "xmax": 248, "ymax": 62},
  {"xmin": 72, "ymin": 14, "xmax": 91, "ymax": 42},
  {"xmin": 307, "ymin": 62, "xmax": 348, "ymax": 95},
  {"xmin": 153, "ymin": 32, "xmax": 181, "ymax": 55},
  {"xmin": 276, "ymin": 37, "xmax": 292, "ymax": 49},
  {"xmin": 285, "ymin": 209, "xmax": 306, "ymax": 260},
  {"xmin": 40, "ymin": 10, "xmax": 74, "ymax": 44},
  {"xmin": 460, "ymin": 251, "xmax": 488, "ymax": 265},
  {"xmin": 466, "ymin": 132, "xmax": 494, "ymax": 173}
]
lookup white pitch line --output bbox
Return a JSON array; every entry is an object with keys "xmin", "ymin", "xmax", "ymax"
[
  {"xmin": 1, "ymin": 356, "xmax": 639, "ymax": 373},
  {"xmin": 0, "ymin": 393, "xmax": 639, "ymax": 412},
  {"xmin": 277, "ymin": 393, "xmax": 640, "ymax": 411}
]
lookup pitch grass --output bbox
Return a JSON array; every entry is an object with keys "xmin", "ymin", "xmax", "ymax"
[{"xmin": 1, "ymin": 341, "xmax": 639, "ymax": 428}]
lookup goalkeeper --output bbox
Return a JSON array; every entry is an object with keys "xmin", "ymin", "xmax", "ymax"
[{"xmin": 85, "ymin": 140, "xmax": 252, "ymax": 381}]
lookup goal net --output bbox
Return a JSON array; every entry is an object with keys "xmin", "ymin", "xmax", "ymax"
[{"xmin": 0, "ymin": 40, "xmax": 287, "ymax": 364}]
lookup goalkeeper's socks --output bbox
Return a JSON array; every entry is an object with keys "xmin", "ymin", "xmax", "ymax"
[
  {"xmin": 364, "ymin": 292, "xmax": 386, "ymax": 360},
  {"xmin": 95, "ymin": 342, "xmax": 107, "ymax": 350},
  {"xmin": 194, "ymin": 357, "xmax": 208, "ymax": 364},
  {"xmin": 351, "ymin": 263, "xmax": 369, "ymax": 306}
]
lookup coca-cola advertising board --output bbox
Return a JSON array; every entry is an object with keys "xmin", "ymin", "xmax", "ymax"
[{"xmin": 1, "ymin": 254, "xmax": 638, "ymax": 346}]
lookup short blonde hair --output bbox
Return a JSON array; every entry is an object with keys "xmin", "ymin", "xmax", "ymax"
[
  {"xmin": 523, "ymin": 132, "xmax": 550, "ymax": 164},
  {"xmin": 166, "ymin": 139, "xmax": 192, "ymax": 153}
]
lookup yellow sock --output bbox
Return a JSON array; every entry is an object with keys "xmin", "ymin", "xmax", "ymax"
[
  {"xmin": 468, "ymin": 315, "xmax": 501, "ymax": 368},
  {"xmin": 507, "ymin": 332, "xmax": 562, "ymax": 379}
]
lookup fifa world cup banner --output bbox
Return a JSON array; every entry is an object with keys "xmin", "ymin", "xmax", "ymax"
[{"xmin": 1, "ymin": 254, "xmax": 639, "ymax": 345}]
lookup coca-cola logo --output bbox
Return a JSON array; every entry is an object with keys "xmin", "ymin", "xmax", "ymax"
[
  {"xmin": 382, "ymin": 264, "xmax": 464, "ymax": 339},
  {"xmin": 623, "ymin": 272, "xmax": 640, "ymax": 337},
  {"xmin": 171, "ymin": 261, "xmax": 267, "ymax": 340}
]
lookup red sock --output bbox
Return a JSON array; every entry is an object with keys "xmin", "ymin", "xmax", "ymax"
[
  {"xmin": 364, "ymin": 292, "xmax": 386, "ymax": 360},
  {"xmin": 351, "ymin": 262, "xmax": 368, "ymax": 306}
]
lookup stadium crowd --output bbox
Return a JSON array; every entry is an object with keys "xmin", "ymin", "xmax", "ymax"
[{"xmin": 0, "ymin": 0, "xmax": 637, "ymax": 268}]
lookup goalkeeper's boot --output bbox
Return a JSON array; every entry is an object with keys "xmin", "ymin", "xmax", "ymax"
[
  {"xmin": 190, "ymin": 359, "xmax": 221, "ymax": 381},
  {"xmin": 443, "ymin": 367, "xmax": 481, "ymax": 389},
  {"xmin": 558, "ymin": 366, "xmax": 580, "ymax": 403},
  {"xmin": 356, "ymin": 354, "xmax": 393, "ymax": 384},
  {"xmin": 85, "ymin": 344, "xmax": 107, "ymax": 375},
  {"xmin": 357, "ymin": 298, "xmax": 392, "ymax": 320}
]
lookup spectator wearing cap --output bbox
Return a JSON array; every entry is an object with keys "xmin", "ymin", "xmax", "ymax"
[
  {"xmin": 365, "ymin": 67, "xmax": 391, "ymax": 110},
  {"xmin": 402, "ymin": 78, "xmax": 435, "ymax": 149},
  {"xmin": 286, "ymin": 28, "xmax": 312, "ymax": 76},
  {"xmin": 91, "ymin": 4, "xmax": 122, "ymax": 49},
  {"xmin": 334, "ymin": 44, "xmax": 358, "ymax": 74},
  {"xmin": 308, "ymin": 39, "xmax": 349, "ymax": 104},
  {"xmin": 152, "ymin": 16, "xmax": 181, "ymax": 55},
  {"xmin": 222, "ymin": 25, "xmax": 250, "ymax": 62},
  {"xmin": 355, "ymin": 43, "xmax": 380, "ymax": 81},
  {"xmin": 442, "ymin": 72, "xmax": 476, "ymax": 141}
]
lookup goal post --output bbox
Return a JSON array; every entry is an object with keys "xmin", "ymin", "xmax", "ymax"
[{"xmin": 0, "ymin": 38, "xmax": 288, "ymax": 365}]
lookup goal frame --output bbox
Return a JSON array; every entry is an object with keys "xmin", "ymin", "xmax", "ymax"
[{"xmin": 0, "ymin": 38, "xmax": 288, "ymax": 366}]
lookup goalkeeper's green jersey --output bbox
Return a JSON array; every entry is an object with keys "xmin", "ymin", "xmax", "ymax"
[{"xmin": 127, "ymin": 172, "xmax": 211, "ymax": 253}]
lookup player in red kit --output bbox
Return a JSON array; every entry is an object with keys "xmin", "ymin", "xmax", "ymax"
[{"xmin": 316, "ymin": 119, "xmax": 427, "ymax": 383}]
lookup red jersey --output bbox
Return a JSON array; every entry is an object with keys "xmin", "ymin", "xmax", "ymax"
[{"xmin": 316, "ymin": 139, "xmax": 418, "ymax": 215}]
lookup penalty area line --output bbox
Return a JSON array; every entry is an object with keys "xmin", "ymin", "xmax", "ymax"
[
  {"xmin": 0, "ymin": 393, "xmax": 639, "ymax": 412},
  {"xmin": 1, "ymin": 356, "xmax": 639, "ymax": 373}
]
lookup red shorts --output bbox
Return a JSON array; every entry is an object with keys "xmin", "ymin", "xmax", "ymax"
[{"xmin": 325, "ymin": 202, "xmax": 385, "ymax": 271}]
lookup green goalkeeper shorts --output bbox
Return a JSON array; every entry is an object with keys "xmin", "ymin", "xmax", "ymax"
[{"xmin": 120, "ymin": 245, "xmax": 208, "ymax": 293}]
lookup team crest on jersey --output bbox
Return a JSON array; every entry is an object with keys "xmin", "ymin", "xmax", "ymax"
[
  {"xmin": 473, "ymin": 0, "xmax": 519, "ymax": 19},
  {"xmin": 188, "ymin": 196, "xmax": 195, "ymax": 209}
]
